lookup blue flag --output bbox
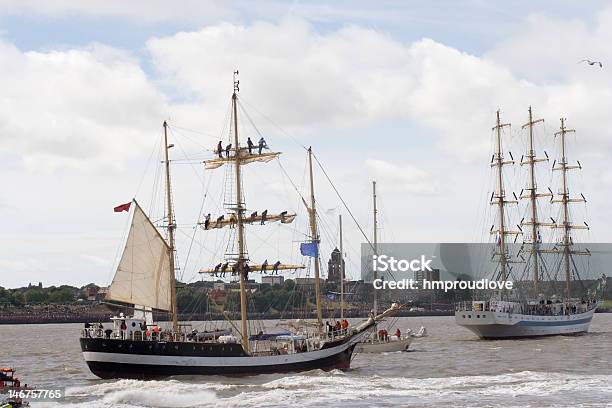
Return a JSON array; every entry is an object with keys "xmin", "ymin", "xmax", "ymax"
[{"xmin": 300, "ymin": 242, "xmax": 319, "ymax": 257}]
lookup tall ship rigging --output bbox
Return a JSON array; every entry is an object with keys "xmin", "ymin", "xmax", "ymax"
[
  {"xmin": 79, "ymin": 73, "xmax": 393, "ymax": 379},
  {"xmin": 355, "ymin": 181, "xmax": 417, "ymax": 353},
  {"xmin": 455, "ymin": 108, "xmax": 600, "ymax": 338}
]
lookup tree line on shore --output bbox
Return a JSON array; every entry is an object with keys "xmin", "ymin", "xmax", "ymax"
[
  {"xmin": 0, "ymin": 279, "xmax": 446, "ymax": 313},
  {"xmin": 1, "ymin": 277, "xmax": 609, "ymax": 314},
  {"xmin": 0, "ymin": 283, "xmax": 80, "ymax": 306}
]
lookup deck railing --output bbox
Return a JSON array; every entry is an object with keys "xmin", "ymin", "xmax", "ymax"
[{"xmin": 454, "ymin": 299, "xmax": 598, "ymax": 316}]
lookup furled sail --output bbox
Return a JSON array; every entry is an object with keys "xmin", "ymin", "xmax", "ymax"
[
  {"xmin": 199, "ymin": 212, "xmax": 297, "ymax": 230},
  {"xmin": 199, "ymin": 263, "xmax": 305, "ymax": 274},
  {"xmin": 105, "ymin": 200, "xmax": 172, "ymax": 311},
  {"xmin": 204, "ymin": 150, "xmax": 280, "ymax": 169}
]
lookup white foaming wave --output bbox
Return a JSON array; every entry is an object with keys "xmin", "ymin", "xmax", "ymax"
[
  {"xmin": 33, "ymin": 371, "xmax": 612, "ymax": 408},
  {"xmin": 50, "ymin": 379, "xmax": 222, "ymax": 408},
  {"xmin": 228, "ymin": 371, "xmax": 612, "ymax": 407},
  {"xmin": 66, "ymin": 379, "xmax": 238, "ymax": 397},
  {"xmin": 100, "ymin": 387, "xmax": 217, "ymax": 408}
]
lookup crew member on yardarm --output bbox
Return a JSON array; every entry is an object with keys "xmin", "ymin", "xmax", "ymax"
[
  {"xmin": 216, "ymin": 141, "xmax": 223, "ymax": 158},
  {"xmin": 258, "ymin": 137, "xmax": 267, "ymax": 154},
  {"xmin": 204, "ymin": 213, "xmax": 211, "ymax": 230}
]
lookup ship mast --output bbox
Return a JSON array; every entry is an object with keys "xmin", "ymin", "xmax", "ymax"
[
  {"xmin": 372, "ymin": 180, "xmax": 378, "ymax": 315},
  {"xmin": 197, "ymin": 73, "xmax": 306, "ymax": 342},
  {"xmin": 520, "ymin": 107, "xmax": 549, "ymax": 295},
  {"xmin": 552, "ymin": 118, "xmax": 588, "ymax": 299},
  {"xmin": 231, "ymin": 72, "xmax": 250, "ymax": 352},
  {"xmin": 560, "ymin": 119, "xmax": 572, "ymax": 298},
  {"xmin": 491, "ymin": 111, "xmax": 518, "ymax": 290},
  {"xmin": 307, "ymin": 147, "xmax": 323, "ymax": 328},
  {"xmin": 163, "ymin": 121, "xmax": 178, "ymax": 332},
  {"xmin": 339, "ymin": 213, "xmax": 344, "ymax": 319}
]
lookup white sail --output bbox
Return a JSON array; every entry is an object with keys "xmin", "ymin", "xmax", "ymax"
[{"xmin": 105, "ymin": 200, "xmax": 172, "ymax": 311}]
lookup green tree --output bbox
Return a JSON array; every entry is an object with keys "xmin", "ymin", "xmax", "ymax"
[
  {"xmin": 11, "ymin": 291, "xmax": 25, "ymax": 306},
  {"xmin": 24, "ymin": 288, "xmax": 48, "ymax": 304},
  {"xmin": 48, "ymin": 287, "xmax": 75, "ymax": 303}
]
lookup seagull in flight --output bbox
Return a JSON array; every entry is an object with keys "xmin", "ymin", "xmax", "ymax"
[{"xmin": 579, "ymin": 59, "xmax": 603, "ymax": 68}]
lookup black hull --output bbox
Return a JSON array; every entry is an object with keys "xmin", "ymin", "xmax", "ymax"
[
  {"xmin": 80, "ymin": 337, "xmax": 357, "ymax": 379},
  {"xmin": 85, "ymin": 347, "xmax": 354, "ymax": 379}
]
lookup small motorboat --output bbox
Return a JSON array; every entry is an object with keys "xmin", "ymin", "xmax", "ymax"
[
  {"xmin": 355, "ymin": 326, "xmax": 428, "ymax": 353},
  {"xmin": 0, "ymin": 368, "xmax": 29, "ymax": 407}
]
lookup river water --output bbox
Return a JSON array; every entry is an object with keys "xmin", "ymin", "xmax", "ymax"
[{"xmin": 1, "ymin": 315, "xmax": 611, "ymax": 407}]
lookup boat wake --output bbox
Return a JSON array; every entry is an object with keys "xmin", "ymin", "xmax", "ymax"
[{"xmin": 34, "ymin": 370, "xmax": 611, "ymax": 407}]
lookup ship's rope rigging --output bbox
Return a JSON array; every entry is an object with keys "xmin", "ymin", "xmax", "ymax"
[
  {"xmin": 238, "ymin": 94, "xmax": 380, "ymax": 283},
  {"xmin": 470, "ymin": 110, "xmax": 595, "ymax": 300},
  {"xmin": 105, "ymin": 90, "xmax": 377, "ymax": 331},
  {"xmin": 158, "ymin": 97, "xmax": 316, "ymax": 327},
  {"xmin": 139, "ymin": 90, "xmax": 409, "ymax": 327},
  {"xmin": 105, "ymin": 133, "xmax": 161, "ymax": 286},
  {"xmin": 236, "ymin": 96, "xmax": 402, "ymax": 285},
  {"xmin": 238, "ymin": 96, "xmax": 308, "ymax": 151},
  {"xmin": 310, "ymin": 151, "xmax": 397, "ymax": 281}
]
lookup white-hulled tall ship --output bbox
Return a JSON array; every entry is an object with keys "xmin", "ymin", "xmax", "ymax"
[
  {"xmin": 80, "ymin": 73, "xmax": 390, "ymax": 379},
  {"xmin": 455, "ymin": 108, "xmax": 599, "ymax": 339}
]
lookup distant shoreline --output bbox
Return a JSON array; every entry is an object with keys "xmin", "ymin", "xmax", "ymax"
[
  {"xmin": 1, "ymin": 309, "xmax": 610, "ymax": 325},
  {"xmin": 0, "ymin": 310, "xmax": 456, "ymax": 325}
]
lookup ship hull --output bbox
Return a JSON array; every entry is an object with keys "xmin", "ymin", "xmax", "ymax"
[
  {"xmin": 354, "ymin": 337, "xmax": 412, "ymax": 353},
  {"xmin": 455, "ymin": 307, "xmax": 595, "ymax": 339},
  {"xmin": 80, "ymin": 334, "xmax": 365, "ymax": 379}
]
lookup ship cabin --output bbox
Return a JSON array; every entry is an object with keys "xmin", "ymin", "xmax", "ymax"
[{"xmin": 110, "ymin": 314, "xmax": 147, "ymax": 339}]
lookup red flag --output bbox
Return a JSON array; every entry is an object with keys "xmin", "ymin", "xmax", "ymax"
[{"xmin": 114, "ymin": 202, "xmax": 132, "ymax": 213}]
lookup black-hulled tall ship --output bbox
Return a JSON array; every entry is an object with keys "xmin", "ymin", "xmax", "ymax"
[{"xmin": 79, "ymin": 73, "xmax": 390, "ymax": 379}]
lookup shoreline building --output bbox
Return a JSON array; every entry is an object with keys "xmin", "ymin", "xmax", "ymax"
[
  {"xmin": 414, "ymin": 268, "xmax": 440, "ymax": 283},
  {"xmin": 327, "ymin": 248, "xmax": 344, "ymax": 284}
]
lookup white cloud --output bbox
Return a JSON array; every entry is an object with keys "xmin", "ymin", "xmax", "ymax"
[
  {"xmin": 145, "ymin": 16, "xmax": 612, "ymax": 162},
  {"xmin": 0, "ymin": 41, "xmax": 169, "ymax": 173},
  {"xmin": 3, "ymin": 8, "xmax": 612, "ymax": 287},
  {"xmin": 486, "ymin": 11, "xmax": 612, "ymax": 82},
  {"xmin": 365, "ymin": 159, "xmax": 440, "ymax": 195}
]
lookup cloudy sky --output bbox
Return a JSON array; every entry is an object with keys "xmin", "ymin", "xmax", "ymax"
[{"xmin": 2, "ymin": 0, "xmax": 611, "ymax": 288}]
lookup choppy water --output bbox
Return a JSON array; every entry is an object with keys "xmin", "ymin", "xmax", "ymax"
[{"xmin": 2, "ymin": 315, "xmax": 611, "ymax": 407}]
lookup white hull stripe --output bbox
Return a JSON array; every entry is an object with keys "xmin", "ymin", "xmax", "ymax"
[
  {"xmin": 516, "ymin": 317, "xmax": 592, "ymax": 326},
  {"xmin": 83, "ymin": 334, "xmax": 366, "ymax": 367}
]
